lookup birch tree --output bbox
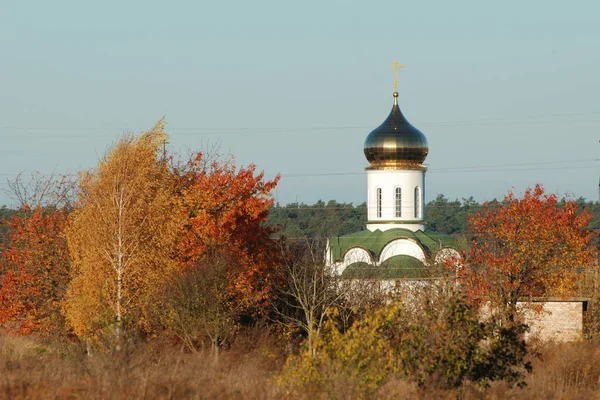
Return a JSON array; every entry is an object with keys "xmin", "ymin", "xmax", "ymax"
[{"xmin": 63, "ymin": 121, "xmax": 181, "ymax": 346}]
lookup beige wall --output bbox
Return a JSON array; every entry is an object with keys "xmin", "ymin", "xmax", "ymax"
[
  {"xmin": 480, "ymin": 300, "xmax": 586, "ymax": 342},
  {"xmin": 520, "ymin": 301, "xmax": 584, "ymax": 342}
]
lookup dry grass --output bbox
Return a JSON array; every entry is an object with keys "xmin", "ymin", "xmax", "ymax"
[
  {"xmin": 0, "ymin": 330, "xmax": 285, "ymax": 400},
  {"xmin": 518, "ymin": 340, "xmax": 600, "ymax": 400},
  {"xmin": 2, "ymin": 332, "xmax": 600, "ymax": 399}
]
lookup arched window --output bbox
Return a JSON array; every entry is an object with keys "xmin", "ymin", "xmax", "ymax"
[
  {"xmin": 376, "ymin": 188, "xmax": 382, "ymax": 218},
  {"xmin": 414, "ymin": 186, "xmax": 420, "ymax": 218},
  {"xmin": 395, "ymin": 187, "xmax": 402, "ymax": 218}
]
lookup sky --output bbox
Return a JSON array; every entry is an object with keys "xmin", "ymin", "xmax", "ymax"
[{"xmin": 1, "ymin": 0, "xmax": 600, "ymax": 207}]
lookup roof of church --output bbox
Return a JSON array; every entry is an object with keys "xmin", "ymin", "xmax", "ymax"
[
  {"xmin": 341, "ymin": 255, "xmax": 443, "ymax": 279},
  {"xmin": 363, "ymin": 92, "xmax": 429, "ymax": 169},
  {"xmin": 328, "ymin": 228, "xmax": 460, "ymax": 263}
]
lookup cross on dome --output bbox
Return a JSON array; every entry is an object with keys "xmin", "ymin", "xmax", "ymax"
[{"xmin": 387, "ymin": 60, "xmax": 405, "ymax": 93}]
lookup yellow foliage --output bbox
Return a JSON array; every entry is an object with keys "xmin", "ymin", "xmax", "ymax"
[
  {"xmin": 278, "ymin": 288, "xmax": 530, "ymax": 395},
  {"xmin": 277, "ymin": 305, "xmax": 401, "ymax": 397},
  {"xmin": 63, "ymin": 121, "xmax": 182, "ymax": 343}
]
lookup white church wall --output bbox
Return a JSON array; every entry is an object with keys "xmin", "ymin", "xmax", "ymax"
[
  {"xmin": 324, "ymin": 239, "xmax": 332, "ymax": 266},
  {"xmin": 379, "ymin": 239, "xmax": 427, "ymax": 265},
  {"xmin": 434, "ymin": 248, "xmax": 463, "ymax": 266},
  {"xmin": 366, "ymin": 169, "xmax": 426, "ymax": 232},
  {"xmin": 333, "ymin": 247, "xmax": 373, "ymax": 275}
]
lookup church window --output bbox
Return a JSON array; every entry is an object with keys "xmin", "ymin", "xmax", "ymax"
[
  {"xmin": 395, "ymin": 187, "xmax": 402, "ymax": 218},
  {"xmin": 376, "ymin": 188, "xmax": 382, "ymax": 218},
  {"xmin": 414, "ymin": 186, "xmax": 420, "ymax": 218}
]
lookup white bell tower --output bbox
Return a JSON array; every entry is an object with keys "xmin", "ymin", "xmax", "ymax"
[{"xmin": 363, "ymin": 62, "xmax": 428, "ymax": 232}]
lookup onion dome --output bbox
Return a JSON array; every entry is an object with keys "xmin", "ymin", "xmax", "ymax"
[{"xmin": 364, "ymin": 92, "xmax": 428, "ymax": 169}]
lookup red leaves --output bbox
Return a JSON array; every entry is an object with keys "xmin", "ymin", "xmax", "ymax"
[
  {"xmin": 175, "ymin": 153, "xmax": 280, "ymax": 315},
  {"xmin": 0, "ymin": 206, "xmax": 70, "ymax": 335},
  {"xmin": 460, "ymin": 184, "xmax": 597, "ymax": 310},
  {"xmin": 0, "ymin": 127, "xmax": 280, "ymax": 340}
]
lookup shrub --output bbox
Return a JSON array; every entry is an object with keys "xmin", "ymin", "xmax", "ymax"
[{"xmin": 278, "ymin": 285, "xmax": 531, "ymax": 396}]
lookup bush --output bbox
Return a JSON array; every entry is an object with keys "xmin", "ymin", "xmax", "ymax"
[
  {"xmin": 277, "ymin": 284, "xmax": 531, "ymax": 396},
  {"xmin": 159, "ymin": 255, "xmax": 240, "ymax": 353}
]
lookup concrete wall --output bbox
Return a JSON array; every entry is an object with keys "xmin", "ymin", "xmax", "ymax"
[
  {"xmin": 519, "ymin": 301, "xmax": 585, "ymax": 342},
  {"xmin": 482, "ymin": 300, "xmax": 586, "ymax": 342}
]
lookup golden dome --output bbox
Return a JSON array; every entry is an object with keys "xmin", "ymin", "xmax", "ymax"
[{"xmin": 364, "ymin": 92, "xmax": 428, "ymax": 169}]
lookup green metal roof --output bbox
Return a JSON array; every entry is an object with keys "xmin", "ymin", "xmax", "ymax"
[
  {"xmin": 341, "ymin": 255, "xmax": 441, "ymax": 279},
  {"xmin": 329, "ymin": 228, "xmax": 460, "ymax": 263}
]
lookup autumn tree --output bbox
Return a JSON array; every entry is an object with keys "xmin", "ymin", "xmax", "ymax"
[
  {"xmin": 173, "ymin": 153, "xmax": 280, "ymax": 319},
  {"xmin": 162, "ymin": 251, "xmax": 243, "ymax": 354},
  {"xmin": 0, "ymin": 171, "xmax": 75, "ymax": 336},
  {"xmin": 63, "ymin": 121, "xmax": 181, "ymax": 346},
  {"xmin": 461, "ymin": 184, "xmax": 597, "ymax": 320},
  {"xmin": 0, "ymin": 206, "xmax": 70, "ymax": 335},
  {"xmin": 6, "ymin": 170, "xmax": 78, "ymax": 210},
  {"xmin": 272, "ymin": 241, "xmax": 349, "ymax": 358}
]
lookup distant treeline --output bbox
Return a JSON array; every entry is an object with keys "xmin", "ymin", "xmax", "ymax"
[
  {"xmin": 0, "ymin": 206, "xmax": 17, "ymax": 249},
  {"xmin": 266, "ymin": 195, "xmax": 600, "ymax": 239},
  {"xmin": 3, "ymin": 196, "xmax": 600, "ymax": 245}
]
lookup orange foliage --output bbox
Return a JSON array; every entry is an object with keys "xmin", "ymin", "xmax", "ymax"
[
  {"xmin": 0, "ymin": 206, "xmax": 70, "ymax": 335},
  {"xmin": 63, "ymin": 122, "xmax": 181, "ymax": 342},
  {"xmin": 1, "ymin": 121, "xmax": 281, "ymax": 343},
  {"xmin": 175, "ymin": 153, "xmax": 280, "ymax": 315},
  {"xmin": 460, "ymin": 185, "xmax": 597, "ymax": 313}
]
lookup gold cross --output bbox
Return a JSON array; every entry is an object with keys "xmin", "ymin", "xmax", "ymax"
[{"xmin": 387, "ymin": 60, "xmax": 405, "ymax": 92}]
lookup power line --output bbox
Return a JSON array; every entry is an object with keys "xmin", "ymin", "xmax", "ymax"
[
  {"xmin": 0, "ymin": 158, "xmax": 597, "ymax": 180},
  {"xmin": 1, "ymin": 111, "xmax": 600, "ymax": 138},
  {"xmin": 280, "ymin": 164, "xmax": 599, "ymax": 178},
  {"xmin": 428, "ymin": 158, "xmax": 598, "ymax": 171}
]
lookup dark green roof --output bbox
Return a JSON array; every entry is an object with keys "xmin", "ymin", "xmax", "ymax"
[
  {"xmin": 342, "ymin": 255, "xmax": 442, "ymax": 279},
  {"xmin": 329, "ymin": 228, "xmax": 460, "ymax": 263}
]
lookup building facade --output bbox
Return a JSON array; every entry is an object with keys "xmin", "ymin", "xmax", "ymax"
[
  {"xmin": 324, "ymin": 68, "xmax": 588, "ymax": 341},
  {"xmin": 326, "ymin": 82, "xmax": 462, "ymax": 278}
]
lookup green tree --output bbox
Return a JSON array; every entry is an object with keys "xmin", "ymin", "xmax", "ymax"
[
  {"xmin": 0, "ymin": 206, "xmax": 18, "ymax": 251},
  {"xmin": 425, "ymin": 194, "xmax": 461, "ymax": 235},
  {"xmin": 267, "ymin": 201, "xmax": 367, "ymax": 240}
]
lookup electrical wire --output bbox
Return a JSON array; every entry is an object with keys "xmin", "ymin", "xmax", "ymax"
[
  {"xmin": 1, "ymin": 110, "xmax": 599, "ymax": 138},
  {"xmin": 0, "ymin": 158, "xmax": 597, "ymax": 178}
]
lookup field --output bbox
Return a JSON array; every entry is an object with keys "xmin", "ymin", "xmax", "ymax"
[{"xmin": 2, "ymin": 332, "xmax": 600, "ymax": 400}]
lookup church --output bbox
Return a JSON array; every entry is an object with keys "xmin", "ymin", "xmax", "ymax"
[
  {"xmin": 325, "ymin": 62, "xmax": 461, "ymax": 279},
  {"xmin": 324, "ymin": 63, "xmax": 588, "ymax": 342}
]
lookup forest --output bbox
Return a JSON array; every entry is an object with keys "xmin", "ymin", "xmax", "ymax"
[
  {"xmin": 267, "ymin": 195, "xmax": 600, "ymax": 241},
  {"xmin": 1, "ymin": 124, "xmax": 600, "ymax": 399}
]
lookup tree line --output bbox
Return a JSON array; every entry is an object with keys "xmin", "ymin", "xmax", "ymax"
[{"xmin": 267, "ymin": 194, "xmax": 600, "ymax": 239}]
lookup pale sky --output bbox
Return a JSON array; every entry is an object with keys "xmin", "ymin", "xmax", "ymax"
[{"xmin": 2, "ymin": 0, "xmax": 600, "ymax": 207}]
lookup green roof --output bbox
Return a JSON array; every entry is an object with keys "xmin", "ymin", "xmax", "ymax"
[
  {"xmin": 342, "ymin": 255, "xmax": 443, "ymax": 279},
  {"xmin": 329, "ymin": 228, "xmax": 460, "ymax": 263}
]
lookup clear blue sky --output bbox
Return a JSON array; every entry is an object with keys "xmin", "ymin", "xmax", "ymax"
[{"xmin": 1, "ymin": 0, "xmax": 599, "ymax": 206}]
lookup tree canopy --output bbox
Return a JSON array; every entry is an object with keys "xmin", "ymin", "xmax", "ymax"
[
  {"xmin": 460, "ymin": 185, "xmax": 598, "ymax": 318},
  {"xmin": 63, "ymin": 122, "xmax": 180, "ymax": 343},
  {"xmin": 0, "ymin": 206, "xmax": 70, "ymax": 335}
]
